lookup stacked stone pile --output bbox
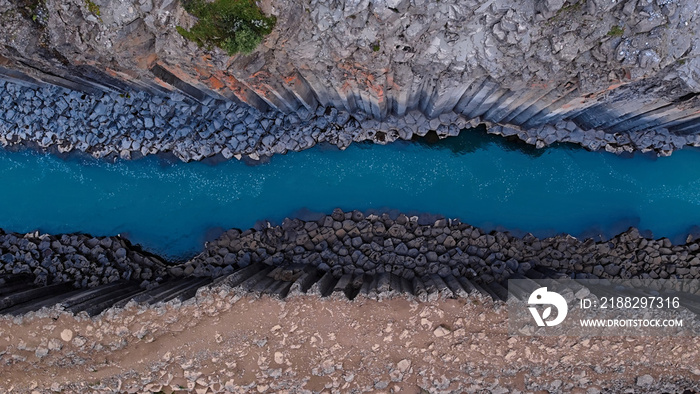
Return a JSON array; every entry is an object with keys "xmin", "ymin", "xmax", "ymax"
[
  {"xmin": 183, "ymin": 209, "xmax": 700, "ymax": 284},
  {"xmin": 0, "ymin": 79, "xmax": 475, "ymax": 162},
  {"xmin": 1, "ymin": 78, "xmax": 697, "ymax": 162},
  {"xmin": 2, "ymin": 210, "xmax": 700, "ymax": 293},
  {"xmin": 0, "ymin": 230, "xmax": 168, "ymax": 289},
  {"xmin": 489, "ymin": 123, "xmax": 696, "ymax": 156}
]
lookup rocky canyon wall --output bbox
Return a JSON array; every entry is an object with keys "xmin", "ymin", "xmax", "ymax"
[{"xmin": 2, "ymin": 0, "xmax": 700, "ymax": 155}]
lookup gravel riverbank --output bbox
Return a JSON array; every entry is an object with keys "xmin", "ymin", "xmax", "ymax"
[{"xmin": 1, "ymin": 295, "xmax": 699, "ymax": 393}]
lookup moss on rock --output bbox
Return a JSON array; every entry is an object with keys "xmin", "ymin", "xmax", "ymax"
[{"xmin": 176, "ymin": 0, "xmax": 276, "ymax": 55}]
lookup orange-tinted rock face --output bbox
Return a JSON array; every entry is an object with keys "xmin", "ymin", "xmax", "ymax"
[{"xmin": 1, "ymin": 0, "xmax": 700, "ymax": 156}]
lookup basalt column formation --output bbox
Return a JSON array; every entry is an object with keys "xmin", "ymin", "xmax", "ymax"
[{"xmin": 1, "ymin": 0, "xmax": 700, "ymax": 158}]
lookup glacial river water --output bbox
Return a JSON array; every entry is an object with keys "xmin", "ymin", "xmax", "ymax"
[{"xmin": 2, "ymin": 129, "xmax": 700, "ymax": 259}]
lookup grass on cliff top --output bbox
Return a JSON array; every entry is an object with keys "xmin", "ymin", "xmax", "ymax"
[{"xmin": 176, "ymin": 0, "xmax": 276, "ymax": 55}]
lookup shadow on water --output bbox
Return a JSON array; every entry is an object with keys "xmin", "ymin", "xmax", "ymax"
[
  {"xmin": 407, "ymin": 124, "xmax": 670, "ymax": 161},
  {"xmin": 321, "ymin": 124, "xmax": 555, "ymax": 158},
  {"xmin": 410, "ymin": 124, "xmax": 550, "ymax": 158}
]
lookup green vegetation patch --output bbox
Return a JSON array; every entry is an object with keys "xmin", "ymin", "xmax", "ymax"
[
  {"xmin": 84, "ymin": 0, "xmax": 100, "ymax": 16},
  {"xmin": 607, "ymin": 25, "xmax": 624, "ymax": 37},
  {"xmin": 176, "ymin": 0, "xmax": 276, "ymax": 55}
]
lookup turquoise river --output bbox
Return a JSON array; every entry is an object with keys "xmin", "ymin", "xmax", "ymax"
[{"xmin": 2, "ymin": 129, "xmax": 700, "ymax": 259}]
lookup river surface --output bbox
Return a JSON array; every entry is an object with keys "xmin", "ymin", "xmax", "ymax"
[{"xmin": 2, "ymin": 129, "xmax": 700, "ymax": 259}]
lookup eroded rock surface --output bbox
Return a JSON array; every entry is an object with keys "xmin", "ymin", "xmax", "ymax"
[{"xmin": 1, "ymin": 0, "xmax": 700, "ymax": 156}]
